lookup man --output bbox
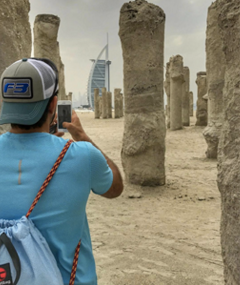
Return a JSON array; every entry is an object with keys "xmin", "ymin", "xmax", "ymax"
[{"xmin": 0, "ymin": 58, "xmax": 123, "ymax": 284}]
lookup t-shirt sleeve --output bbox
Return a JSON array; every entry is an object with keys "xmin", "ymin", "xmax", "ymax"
[{"xmin": 87, "ymin": 142, "xmax": 113, "ymax": 195}]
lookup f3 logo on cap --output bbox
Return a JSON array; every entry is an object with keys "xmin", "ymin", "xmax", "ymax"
[{"xmin": 3, "ymin": 78, "xmax": 32, "ymax": 99}]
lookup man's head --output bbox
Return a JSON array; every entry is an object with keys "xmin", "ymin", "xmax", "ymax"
[{"xmin": 0, "ymin": 58, "xmax": 59, "ymax": 130}]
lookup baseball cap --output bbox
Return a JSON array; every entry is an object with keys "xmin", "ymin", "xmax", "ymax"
[{"xmin": 0, "ymin": 58, "xmax": 59, "ymax": 125}]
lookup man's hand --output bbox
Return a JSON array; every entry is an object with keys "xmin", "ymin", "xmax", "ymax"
[
  {"xmin": 62, "ymin": 110, "xmax": 90, "ymax": 142},
  {"xmin": 50, "ymin": 113, "xmax": 64, "ymax": 137}
]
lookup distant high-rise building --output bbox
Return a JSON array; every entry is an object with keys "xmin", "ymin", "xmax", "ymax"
[{"xmin": 87, "ymin": 38, "xmax": 111, "ymax": 109}]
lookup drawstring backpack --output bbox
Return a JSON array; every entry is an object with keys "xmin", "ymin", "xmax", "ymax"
[{"xmin": 0, "ymin": 140, "xmax": 81, "ymax": 285}]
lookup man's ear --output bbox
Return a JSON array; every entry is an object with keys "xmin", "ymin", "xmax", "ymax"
[{"xmin": 49, "ymin": 96, "xmax": 58, "ymax": 114}]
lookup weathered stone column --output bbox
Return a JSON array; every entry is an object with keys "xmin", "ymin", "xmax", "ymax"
[
  {"xmin": 120, "ymin": 93, "xmax": 124, "ymax": 117},
  {"xmin": 203, "ymin": 1, "xmax": 225, "ymax": 159},
  {"xmin": 195, "ymin": 72, "xmax": 208, "ymax": 126},
  {"xmin": 107, "ymin": 92, "xmax": 112, "ymax": 118},
  {"xmin": 94, "ymin": 88, "xmax": 100, "ymax": 119},
  {"xmin": 0, "ymin": 0, "xmax": 32, "ymax": 134},
  {"xmin": 67, "ymin": 92, "xmax": 72, "ymax": 101},
  {"xmin": 189, "ymin": 91, "xmax": 194, "ymax": 117},
  {"xmin": 119, "ymin": 0, "xmax": 166, "ymax": 186},
  {"xmin": 203, "ymin": 93, "xmax": 209, "ymax": 123},
  {"xmin": 34, "ymin": 14, "xmax": 67, "ymax": 101},
  {"xmin": 217, "ymin": 1, "xmax": 240, "ymax": 284},
  {"xmin": 99, "ymin": 97, "xmax": 102, "ymax": 118},
  {"xmin": 182, "ymin": 67, "xmax": 190, "ymax": 126},
  {"xmin": 169, "ymin": 55, "xmax": 184, "ymax": 131},
  {"xmin": 101, "ymin": 87, "xmax": 108, "ymax": 119},
  {"xmin": 114, "ymin": 88, "xmax": 121, "ymax": 119},
  {"xmin": 164, "ymin": 62, "xmax": 170, "ymax": 128}
]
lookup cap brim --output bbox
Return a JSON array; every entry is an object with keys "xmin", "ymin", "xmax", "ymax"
[{"xmin": 0, "ymin": 99, "xmax": 50, "ymax": 125}]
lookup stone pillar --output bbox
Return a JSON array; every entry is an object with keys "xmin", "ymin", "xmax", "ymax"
[
  {"xmin": 0, "ymin": 0, "xmax": 32, "ymax": 134},
  {"xmin": 203, "ymin": 1, "xmax": 225, "ymax": 159},
  {"xmin": 189, "ymin": 91, "xmax": 194, "ymax": 117},
  {"xmin": 169, "ymin": 55, "xmax": 184, "ymax": 131},
  {"xmin": 217, "ymin": 2, "xmax": 240, "ymax": 283},
  {"xmin": 107, "ymin": 92, "xmax": 112, "ymax": 118},
  {"xmin": 94, "ymin": 88, "xmax": 100, "ymax": 119},
  {"xmin": 99, "ymin": 97, "xmax": 102, "ymax": 118},
  {"xmin": 203, "ymin": 93, "xmax": 209, "ymax": 123},
  {"xmin": 195, "ymin": 72, "xmax": 208, "ymax": 126},
  {"xmin": 101, "ymin": 87, "xmax": 108, "ymax": 119},
  {"xmin": 182, "ymin": 67, "xmax": 190, "ymax": 126},
  {"xmin": 59, "ymin": 62, "xmax": 67, "ymax": 100},
  {"xmin": 120, "ymin": 93, "xmax": 124, "ymax": 117},
  {"xmin": 114, "ymin": 88, "xmax": 121, "ymax": 119},
  {"xmin": 119, "ymin": 0, "xmax": 166, "ymax": 186},
  {"xmin": 67, "ymin": 92, "xmax": 72, "ymax": 101},
  {"xmin": 34, "ymin": 14, "xmax": 67, "ymax": 101},
  {"xmin": 164, "ymin": 62, "xmax": 170, "ymax": 128}
]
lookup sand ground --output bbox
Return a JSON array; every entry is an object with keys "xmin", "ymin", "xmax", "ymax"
[{"xmin": 65, "ymin": 112, "xmax": 223, "ymax": 285}]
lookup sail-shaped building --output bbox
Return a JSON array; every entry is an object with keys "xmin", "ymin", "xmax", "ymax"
[{"xmin": 87, "ymin": 41, "xmax": 111, "ymax": 109}]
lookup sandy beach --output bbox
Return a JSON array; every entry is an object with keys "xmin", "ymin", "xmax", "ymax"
[{"xmin": 64, "ymin": 112, "xmax": 223, "ymax": 285}]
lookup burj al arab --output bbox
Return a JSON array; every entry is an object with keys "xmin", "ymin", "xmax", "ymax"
[{"xmin": 87, "ymin": 38, "xmax": 111, "ymax": 109}]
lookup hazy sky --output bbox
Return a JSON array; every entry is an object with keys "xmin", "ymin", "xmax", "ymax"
[{"xmin": 29, "ymin": 0, "xmax": 213, "ymax": 103}]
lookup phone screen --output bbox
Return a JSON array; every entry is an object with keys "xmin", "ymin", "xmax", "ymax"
[{"xmin": 58, "ymin": 104, "xmax": 71, "ymax": 129}]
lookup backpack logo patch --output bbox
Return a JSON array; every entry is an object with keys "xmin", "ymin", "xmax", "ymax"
[{"xmin": 0, "ymin": 264, "xmax": 13, "ymax": 285}]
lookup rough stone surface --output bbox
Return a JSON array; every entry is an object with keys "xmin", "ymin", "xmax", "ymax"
[
  {"xmin": 34, "ymin": 14, "xmax": 67, "ymax": 100},
  {"xmin": 182, "ymin": 67, "xmax": 190, "ymax": 126},
  {"xmin": 189, "ymin": 91, "xmax": 194, "ymax": 117},
  {"xmin": 120, "ymin": 93, "xmax": 124, "ymax": 117},
  {"xmin": 164, "ymin": 62, "xmax": 170, "ymax": 128},
  {"xmin": 195, "ymin": 72, "xmax": 208, "ymax": 126},
  {"xmin": 99, "ymin": 96, "xmax": 102, "ymax": 118},
  {"xmin": 101, "ymin": 87, "xmax": 108, "ymax": 119},
  {"xmin": 203, "ymin": 1, "xmax": 225, "ymax": 159},
  {"xmin": 114, "ymin": 89, "xmax": 122, "ymax": 119},
  {"xmin": 203, "ymin": 93, "xmax": 208, "ymax": 101},
  {"xmin": 119, "ymin": 0, "xmax": 166, "ymax": 186},
  {"xmin": 67, "ymin": 92, "xmax": 72, "ymax": 101},
  {"xmin": 217, "ymin": 1, "xmax": 240, "ymax": 284},
  {"xmin": 107, "ymin": 92, "xmax": 112, "ymax": 118},
  {"xmin": 94, "ymin": 88, "xmax": 100, "ymax": 119},
  {"xmin": 0, "ymin": 0, "xmax": 32, "ymax": 134},
  {"xmin": 169, "ymin": 55, "xmax": 184, "ymax": 131}
]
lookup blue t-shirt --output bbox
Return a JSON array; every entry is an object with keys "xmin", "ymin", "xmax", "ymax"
[{"xmin": 0, "ymin": 132, "xmax": 113, "ymax": 285}]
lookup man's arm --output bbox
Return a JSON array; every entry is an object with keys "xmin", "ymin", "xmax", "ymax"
[{"xmin": 63, "ymin": 110, "xmax": 123, "ymax": 198}]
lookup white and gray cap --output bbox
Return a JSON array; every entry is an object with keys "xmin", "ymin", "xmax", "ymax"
[{"xmin": 0, "ymin": 58, "xmax": 59, "ymax": 125}]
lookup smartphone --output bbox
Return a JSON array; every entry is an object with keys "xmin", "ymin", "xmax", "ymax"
[{"xmin": 57, "ymin": 100, "xmax": 72, "ymax": 132}]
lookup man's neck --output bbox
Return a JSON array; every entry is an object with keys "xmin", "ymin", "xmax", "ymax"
[{"xmin": 10, "ymin": 124, "xmax": 49, "ymax": 134}]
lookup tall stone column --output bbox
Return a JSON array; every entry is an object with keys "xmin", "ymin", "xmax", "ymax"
[
  {"xmin": 0, "ymin": 0, "xmax": 32, "ymax": 134},
  {"xmin": 203, "ymin": 93, "xmax": 209, "ymax": 123},
  {"xmin": 94, "ymin": 88, "xmax": 100, "ymax": 119},
  {"xmin": 195, "ymin": 72, "xmax": 208, "ymax": 126},
  {"xmin": 164, "ymin": 62, "xmax": 171, "ymax": 128},
  {"xmin": 99, "ymin": 97, "xmax": 102, "ymax": 118},
  {"xmin": 119, "ymin": 0, "xmax": 166, "ymax": 186},
  {"xmin": 189, "ymin": 91, "xmax": 194, "ymax": 117},
  {"xmin": 120, "ymin": 93, "xmax": 124, "ymax": 117},
  {"xmin": 169, "ymin": 55, "xmax": 184, "ymax": 131},
  {"xmin": 114, "ymin": 88, "xmax": 121, "ymax": 119},
  {"xmin": 101, "ymin": 87, "xmax": 108, "ymax": 119},
  {"xmin": 107, "ymin": 92, "xmax": 112, "ymax": 118},
  {"xmin": 203, "ymin": 1, "xmax": 225, "ymax": 159},
  {"xmin": 182, "ymin": 67, "xmax": 190, "ymax": 126},
  {"xmin": 217, "ymin": 1, "xmax": 240, "ymax": 284},
  {"xmin": 67, "ymin": 92, "xmax": 72, "ymax": 101},
  {"xmin": 34, "ymin": 14, "xmax": 67, "ymax": 101}
]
